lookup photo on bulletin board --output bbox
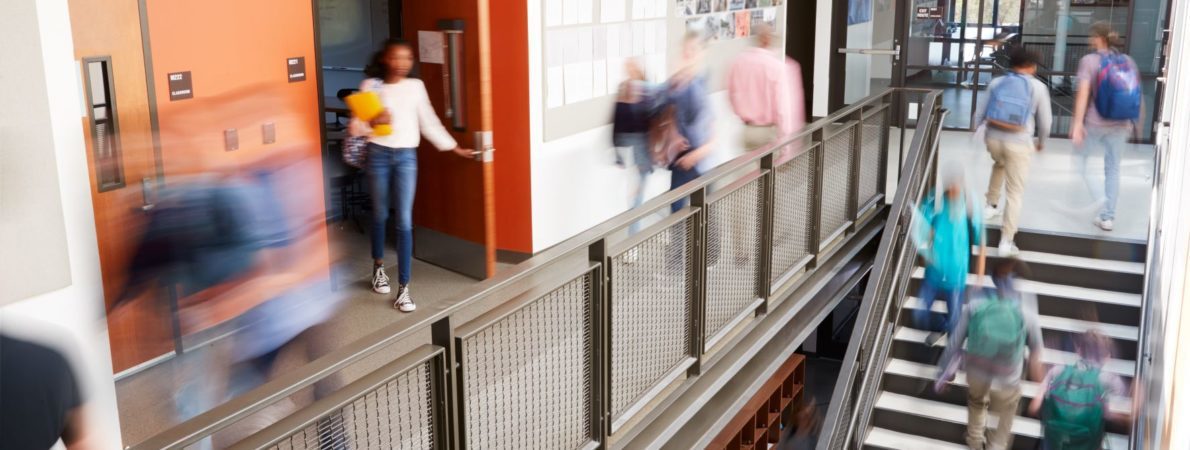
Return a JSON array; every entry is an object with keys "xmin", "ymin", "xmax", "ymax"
[
  {"xmin": 750, "ymin": 9, "xmax": 764, "ymax": 31},
  {"xmin": 773, "ymin": 0, "xmax": 784, "ymax": 4},
  {"xmin": 734, "ymin": 10, "xmax": 751, "ymax": 37},
  {"xmin": 746, "ymin": 0, "xmax": 758, "ymax": 8},
  {"xmin": 717, "ymin": 13, "xmax": 735, "ymax": 40},
  {"xmin": 729, "ymin": 0, "xmax": 746, "ymax": 11},
  {"xmin": 759, "ymin": 0, "xmax": 773, "ymax": 6},
  {"xmin": 698, "ymin": 0, "xmax": 712, "ymax": 14},
  {"xmin": 705, "ymin": 14, "xmax": 722, "ymax": 40},
  {"xmin": 677, "ymin": 0, "xmax": 696, "ymax": 16},
  {"xmin": 686, "ymin": 16, "xmax": 708, "ymax": 36},
  {"xmin": 714, "ymin": 0, "xmax": 728, "ymax": 12},
  {"xmin": 848, "ymin": 0, "xmax": 872, "ymax": 25},
  {"xmin": 764, "ymin": 7, "xmax": 777, "ymax": 28}
]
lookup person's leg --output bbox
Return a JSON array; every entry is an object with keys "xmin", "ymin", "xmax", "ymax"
[
  {"xmin": 1077, "ymin": 129, "xmax": 1106, "ymax": 203},
  {"xmin": 985, "ymin": 138, "xmax": 1007, "ymax": 209},
  {"xmin": 986, "ymin": 384, "xmax": 1022, "ymax": 450},
  {"xmin": 914, "ymin": 280, "xmax": 941, "ymax": 332},
  {"xmin": 1000, "ymin": 141, "xmax": 1033, "ymax": 244},
  {"xmin": 629, "ymin": 135, "xmax": 652, "ymax": 235},
  {"xmin": 669, "ymin": 164, "xmax": 700, "ymax": 213},
  {"xmin": 944, "ymin": 286, "xmax": 965, "ymax": 336},
  {"xmin": 393, "ymin": 149, "xmax": 418, "ymax": 286},
  {"xmin": 1100, "ymin": 128, "xmax": 1127, "ymax": 222},
  {"xmin": 966, "ymin": 377, "xmax": 992, "ymax": 450},
  {"xmin": 367, "ymin": 145, "xmax": 394, "ymax": 263}
]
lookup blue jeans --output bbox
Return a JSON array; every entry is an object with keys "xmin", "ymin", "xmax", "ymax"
[
  {"xmin": 615, "ymin": 132, "xmax": 653, "ymax": 235},
  {"xmin": 368, "ymin": 144, "xmax": 417, "ymax": 285},
  {"xmin": 669, "ymin": 157, "xmax": 703, "ymax": 214},
  {"xmin": 1078, "ymin": 127, "xmax": 1128, "ymax": 221},
  {"xmin": 913, "ymin": 278, "xmax": 965, "ymax": 334}
]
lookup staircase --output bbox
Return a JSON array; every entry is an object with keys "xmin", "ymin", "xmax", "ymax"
[{"xmin": 863, "ymin": 229, "xmax": 1145, "ymax": 450}]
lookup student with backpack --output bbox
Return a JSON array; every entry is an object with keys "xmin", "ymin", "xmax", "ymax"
[
  {"xmin": 935, "ymin": 258, "xmax": 1044, "ymax": 450},
  {"xmin": 1029, "ymin": 330, "xmax": 1129, "ymax": 450},
  {"xmin": 1070, "ymin": 22, "xmax": 1143, "ymax": 232},
  {"xmin": 975, "ymin": 47, "xmax": 1052, "ymax": 256}
]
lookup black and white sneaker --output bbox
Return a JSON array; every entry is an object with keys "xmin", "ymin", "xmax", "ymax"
[
  {"xmin": 372, "ymin": 265, "xmax": 391, "ymax": 294},
  {"xmin": 394, "ymin": 285, "xmax": 416, "ymax": 312}
]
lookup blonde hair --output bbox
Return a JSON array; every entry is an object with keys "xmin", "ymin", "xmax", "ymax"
[
  {"xmin": 1089, "ymin": 22, "xmax": 1124, "ymax": 50},
  {"xmin": 1075, "ymin": 329, "xmax": 1113, "ymax": 365}
]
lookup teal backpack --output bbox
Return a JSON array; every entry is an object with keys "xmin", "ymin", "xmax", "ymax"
[
  {"xmin": 1041, "ymin": 363, "xmax": 1108, "ymax": 450},
  {"xmin": 966, "ymin": 293, "xmax": 1025, "ymax": 375}
]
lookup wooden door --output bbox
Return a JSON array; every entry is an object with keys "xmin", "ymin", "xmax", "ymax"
[
  {"xmin": 68, "ymin": 0, "xmax": 174, "ymax": 374},
  {"xmin": 405, "ymin": 0, "xmax": 498, "ymax": 279}
]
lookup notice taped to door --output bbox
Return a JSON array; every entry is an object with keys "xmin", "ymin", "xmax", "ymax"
[{"xmin": 168, "ymin": 71, "xmax": 193, "ymax": 101}]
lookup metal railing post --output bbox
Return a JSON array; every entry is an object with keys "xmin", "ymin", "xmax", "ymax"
[
  {"xmin": 689, "ymin": 188, "xmax": 708, "ymax": 375},
  {"xmin": 847, "ymin": 110, "xmax": 864, "ymax": 230},
  {"xmin": 879, "ymin": 94, "xmax": 893, "ymax": 199},
  {"xmin": 588, "ymin": 240, "xmax": 611, "ymax": 446},
  {"xmin": 431, "ymin": 318, "xmax": 460, "ymax": 449},
  {"xmin": 808, "ymin": 129, "xmax": 826, "ymax": 268},
  {"xmin": 758, "ymin": 153, "xmax": 777, "ymax": 313}
]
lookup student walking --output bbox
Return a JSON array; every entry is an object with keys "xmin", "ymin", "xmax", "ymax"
[
  {"xmin": 1070, "ymin": 22, "xmax": 1143, "ymax": 232},
  {"xmin": 726, "ymin": 23, "xmax": 805, "ymax": 153},
  {"xmin": 612, "ymin": 58, "xmax": 659, "ymax": 234},
  {"xmin": 351, "ymin": 39, "xmax": 474, "ymax": 312},
  {"xmin": 936, "ymin": 258, "xmax": 1044, "ymax": 450},
  {"xmin": 662, "ymin": 31, "xmax": 719, "ymax": 213},
  {"xmin": 1030, "ymin": 330, "xmax": 1129, "ymax": 450},
  {"xmin": 976, "ymin": 47, "xmax": 1052, "ymax": 255}
]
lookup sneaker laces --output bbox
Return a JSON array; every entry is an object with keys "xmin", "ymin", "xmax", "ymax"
[{"xmin": 374, "ymin": 267, "xmax": 390, "ymax": 286}]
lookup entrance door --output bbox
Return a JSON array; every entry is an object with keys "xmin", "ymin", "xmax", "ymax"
[
  {"xmin": 830, "ymin": 0, "xmax": 905, "ymax": 112},
  {"xmin": 404, "ymin": 1, "xmax": 497, "ymax": 279},
  {"xmin": 68, "ymin": 0, "xmax": 175, "ymax": 374}
]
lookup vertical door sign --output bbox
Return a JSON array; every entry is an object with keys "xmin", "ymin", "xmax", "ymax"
[
  {"xmin": 167, "ymin": 71, "xmax": 193, "ymax": 101},
  {"xmin": 287, "ymin": 57, "xmax": 307, "ymax": 82}
]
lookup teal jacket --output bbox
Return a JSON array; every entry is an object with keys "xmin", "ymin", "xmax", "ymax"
[{"xmin": 915, "ymin": 192, "xmax": 983, "ymax": 291}]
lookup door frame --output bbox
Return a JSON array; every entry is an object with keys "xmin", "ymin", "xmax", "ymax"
[{"xmin": 828, "ymin": 0, "xmax": 909, "ymax": 118}]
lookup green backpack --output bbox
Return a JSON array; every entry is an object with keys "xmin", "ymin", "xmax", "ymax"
[
  {"xmin": 1041, "ymin": 364, "xmax": 1107, "ymax": 450},
  {"xmin": 966, "ymin": 293, "xmax": 1025, "ymax": 375}
]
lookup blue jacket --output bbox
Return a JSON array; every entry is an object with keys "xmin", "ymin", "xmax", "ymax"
[{"xmin": 919, "ymin": 192, "xmax": 983, "ymax": 291}]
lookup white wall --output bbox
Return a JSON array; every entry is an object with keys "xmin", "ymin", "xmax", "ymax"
[
  {"xmin": 0, "ymin": 0, "xmax": 122, "ymax": 447},
  {"xmin": 813, "ymin": 0, "xmax": 833, "ymax": 117}
]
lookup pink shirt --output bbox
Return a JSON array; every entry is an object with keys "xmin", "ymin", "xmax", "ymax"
[{"xmin": 726, "ymin": 47, "xmax": 806, "ymax": 138}]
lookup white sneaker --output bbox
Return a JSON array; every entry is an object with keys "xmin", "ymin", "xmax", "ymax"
[
  {"xmin": 984, "ymin": 205, "xmax": 1001, "ymax": 221},
  {"xmin": 371, "ymin": 265, "xmax": 391, "ymax": 294},
  {"xmin": 998, "ymin": 240, "xmax": 1020, "ymax": 256},
  {"xmin": 393, "ymin": 285, "xmax": 416, "ymax": 312},
  {"xmin": 1094, "ymin": 217, "xmax": 1115, "ymax": 231}
]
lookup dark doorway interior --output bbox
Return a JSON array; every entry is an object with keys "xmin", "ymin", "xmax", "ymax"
[{"xmin": 785, "ymin": 0, "xmax": 816, "ymax": 120}]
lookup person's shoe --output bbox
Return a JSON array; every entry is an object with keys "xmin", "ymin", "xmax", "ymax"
[
  {"xmin": 1094, "ymin": 217, "xmax": 1115, "ymax": 232},
  {"xmin": 393, "ymin": 285, "xmax": 416, "ymax": 312},
  {"xmin": 372, "ymin": 265, "xmax": 391, "ymax": 294},
  {"xmin": 998, "ymin": 239, "xmax": 1020, "ymax": 257},
  {"xmin": 984, "ymin": 204, "xmax": 1001, "ymax": 221},
  {"xmin": 925, "ymin": 332, "xmax": 946, "ymax": 347}
]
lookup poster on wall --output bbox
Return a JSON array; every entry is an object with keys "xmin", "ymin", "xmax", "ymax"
[
  {"xmin": 717, "ymin": 13, "xmax": 735, "ymax": 40},
  {"xmin": 729, "ymin": 0, "xmax": 745, "ymax": 10},
  {"xmin": 750, "ymin": 9, "xmax": 764, "ymax": 31},
  {"xmin": 697, "ymin": 0, "xmax": 712, "ymax": 14},
  {"xmin": 714, "ymin": 0, "xmax": 728, "ymax": 12},
  {"xmin": 677, "ymin": 0, "xmax": 696, "ymax": 16},
  {"xmin": 686, "ymin": 16, "xmax": 708, "ymax": 36},
  {"xmin": 734, "ymin": 10, "xmax": 751, "ymax": 37},
  {"xmin": 848, "ymin": 0, "xmax": 872, "ymax": 25}
]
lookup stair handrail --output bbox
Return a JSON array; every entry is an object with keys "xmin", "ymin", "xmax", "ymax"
[{"xmin": 818, "ymin": 91, "xmax": 948, "ymax": 450}]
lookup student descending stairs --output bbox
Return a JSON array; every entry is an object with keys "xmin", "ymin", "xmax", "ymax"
[{"xmin": 862, "ymin": 229, "xmax": 1144, "ymax": 449}]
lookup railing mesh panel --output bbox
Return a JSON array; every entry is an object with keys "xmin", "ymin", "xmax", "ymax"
[
  {"xmin": 858, "ymin": 108, "xmax": 888, "ymax": 210},
  {"xmin": 460, "ymin": 273, "xmax": 593, "ymax": 449},
  {"xmin": 820, "ymin": 127, "xmax": 855, "ymax": 244},
  {"xmin": 704, "ymin": 179, "xmax": 762, "ymax": 345},
  {"xmin": 771, "ymin": 149, "xmax": 815, "ymax": 285}
]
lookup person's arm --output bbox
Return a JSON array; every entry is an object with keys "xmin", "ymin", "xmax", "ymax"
[
  {"xmin": 415, "ymin": 82, "xmax": 470, "ymax": 157},
  {"xmin": 1103, "ymin": 374, "xmax": 1132, "ymax": 426},
  {"xmin": 1028, "ymin": 367, "xmax": 1060, "ymax": 417},
  {"xmin": 1025, "ymin": 311, "xmax": 1046, "ymax": 382},
  {"xmin": 786, "ymin": 59, "xmax": 806, "ymax": 135},
  {"xmin": 973, "ymin": 78, "xmax": 993, "ymax": 128},
  {"xmin": 1035, "ymin": 81, "xmax": 1053, "ymax": 151},
  {"xmin": 61, "ymin": 406, "xmax": 101, "ymax": 450},
  {"xmin": 1071, "ymin": 56, "xmax": 1095, "ymax": 146},
  {"xmin": 936, "ymin": 305, "xmax": 971, "ymax": 378}
]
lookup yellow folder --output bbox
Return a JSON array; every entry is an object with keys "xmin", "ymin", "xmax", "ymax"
[{"xmin": 344, "ymin": 91, "xmax": 392, "ymax": 136}]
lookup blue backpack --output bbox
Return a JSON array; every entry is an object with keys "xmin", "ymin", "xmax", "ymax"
[
  {"xmin": 985, "ymin": 73, "xmax": 1033, "ymax": 132},
  {"xmin": 1094, "ymin": 52, "xmax": 1142, "ymax": 120}
]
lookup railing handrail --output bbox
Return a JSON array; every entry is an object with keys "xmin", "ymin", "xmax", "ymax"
[
  {"xmin": 817, "ymin": 91, "xmax": 947, "ymax": 450},
  {"xmin": 131, "ymin": 87, "xmax": 936, "ymax": 450}
]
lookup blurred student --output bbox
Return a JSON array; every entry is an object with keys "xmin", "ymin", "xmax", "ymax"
[
  {"xmin": 612, "ymin": 58, "xmax": 659, "ymax": 234},
  {"xmin": 726, "ymin": 23, "xmax": 805, "ymax": 154},
  {"xmin": 351, "ymin": 39, "xmax": 474, "ymax": 311},
  {"xmin": 661, "ymin": 31, "xmax": 719, "ymax": 213},
  {"xmin": 976, "ymin": 47, "xmax": 1052, "ymax": 255},
  {"xmin": 1030, "ymin": 330, "xmax": 1128, "ymax": 450},
  {"xmin": 911, "ymin": 168, "xmax": 986, "ymax": 347},
  {"xmin": 936, "ymin": 258, "xmax": 1044, "ymax": 450},
  {"xmin": 1070, "ymin": 22, "xmax": 1143, "ymax": 232},
  {"xmin": 0, "ymin": 334, "xmax": 100, "ymax": 450}
]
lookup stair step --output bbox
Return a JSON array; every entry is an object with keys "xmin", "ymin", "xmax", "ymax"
[
  {"xmin": 865, "ymin": 426, "xmax": 967, "ymax": 450},
  {"xmin": 910, "ymin": 268, "xmax": 1142, "ymax": 308},
  {"xmin": 984, "ymin": 228, "xmax": 1146, "ymax": 263},
  {"xmin": 883, "ymin": 358, "xmax": 1132, "ymax": 414},
  {"xmin": 902, "ymin": 297, "xmax": 1139, "ymax": 341},
  {"xmin": 873, "ymin": 391, "xmax": 1129, "ymax": 448},
  {"xmin": 893, "ymin": 327, "xmax": 1136, "ymax": 377},
  {"xmin": 977, "ymin": 247, "xmax": 1144, "ymax": 275}
]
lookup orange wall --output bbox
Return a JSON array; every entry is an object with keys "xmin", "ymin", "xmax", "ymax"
[{"xmin": 490, "ymin": 0, "xmax": 534, "ymax": 254}]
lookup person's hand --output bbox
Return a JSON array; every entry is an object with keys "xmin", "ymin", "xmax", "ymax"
[
  {"xmin": 452, "ymin": 147, "xmax": 477, "ymax": 159},
  {"xmin": 1035, "ymin": 139, "xmax": 1044, "ymax": 152},
  {"xmin": 675, "ymin": 152, "xmax": 700, "ymax": 171},
  {"xmin": 1071, "ymin": 124, "xmax": 1086, "ymax": 147},
  {"xmin": 370, "ymin": 110, "xmax": 392, "ymax": 127}
]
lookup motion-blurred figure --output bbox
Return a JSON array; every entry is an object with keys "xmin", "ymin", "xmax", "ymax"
[
  {"xmin": 910, "ymin": 167, "xmax": 986, "ymax": 346},
  {"xmin": 661, "ymin": 31, "xmax": 719, "ymax": 213},
  {"xmin": 726, "ymin": 23, "xmax": 805, "ymax": 156},
  {"xmin": 612, "ymin": 58, "xmax": 659, "ymax": 234},
  {"xmin": 778, "ymin": 396, "xmax": 821, "ymax": 450},
  {"xmin": 1071, "ymin": 22, "xmax": 1143, "ymax": 233},
  {"xmin": 1030, "ymin": 330, "xmax": 1129, "ymax": 450},
  {"xmin": 936, "ymin": 258, "xmax": 1044, "ymax": 450},
  {"xmin": 0, "ymin": 334, "xmax": 100, "ymax": 450}
]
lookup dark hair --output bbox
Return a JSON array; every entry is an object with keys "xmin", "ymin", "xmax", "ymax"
[
  {"xmin": 364, "ymin": 39, "xmax": 416, "ymax": 79},
  {"xmin": 1007, "ymin": 47, "xmax": 1040, "ymax": 69}
]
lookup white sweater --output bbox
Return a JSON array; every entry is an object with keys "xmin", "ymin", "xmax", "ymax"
[{"xmin": 349, "ymin": 78, "xmax": 458, "ymax": 151}]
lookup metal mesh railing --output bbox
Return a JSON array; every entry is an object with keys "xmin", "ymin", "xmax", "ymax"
[
  {"xmin": 704, "ymin": 178, "xmax": 763, "ymax": 345},
  {"xmin": 265, "ymin": 361, "xmax": 435, "ymax": 450},
  {"xmin": 770, "ymin": 147, "xmax": 815, "ymax": 286},
  {"xmin": 610, "ymin": 216, "xmax": 695, "ymax": 422},
  {"xmin": 460, "ymin": 273, "xmax": 593, "ymax": 449},
  {"xmin": 820, "ymin": 128, "xmax": 855, "ymax": 245},
  {"xmin": 857, "ymin": 107, "xmax": 889, "ymax": 212}
]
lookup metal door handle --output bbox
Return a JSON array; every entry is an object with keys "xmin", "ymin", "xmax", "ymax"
[
  {"xmin": 473, "ymin": 131, "xmax": 494, "ymax": 163},
  {"xmin": 837, "ymin": 45, "xmax": 901, "ymax": 60},
  {"xmin": 140, "ymin": 177, "xmax": 155, "ymax": 212}
]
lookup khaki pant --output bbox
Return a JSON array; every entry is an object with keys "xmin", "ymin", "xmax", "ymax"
[
  {"xmin": 743, "ymin": 124, "xmax": 779, "ymax": 150},
  {"xmin": 985, "ymin": 138, "xmax": 1033, "ymax": 244},
  {"xmin": 967, "ymin": 379, "xmax": 1021, "ymax": 450}
]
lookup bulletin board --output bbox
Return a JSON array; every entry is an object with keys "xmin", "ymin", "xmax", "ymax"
[{"xmin": 541, "ymin": 0, "xmax": 787, "ymax": 141}]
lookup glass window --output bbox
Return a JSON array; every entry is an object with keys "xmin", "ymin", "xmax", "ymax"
[{"xmin": 83, "ymin": 57, "xmax": 125, "ymax": 191}]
